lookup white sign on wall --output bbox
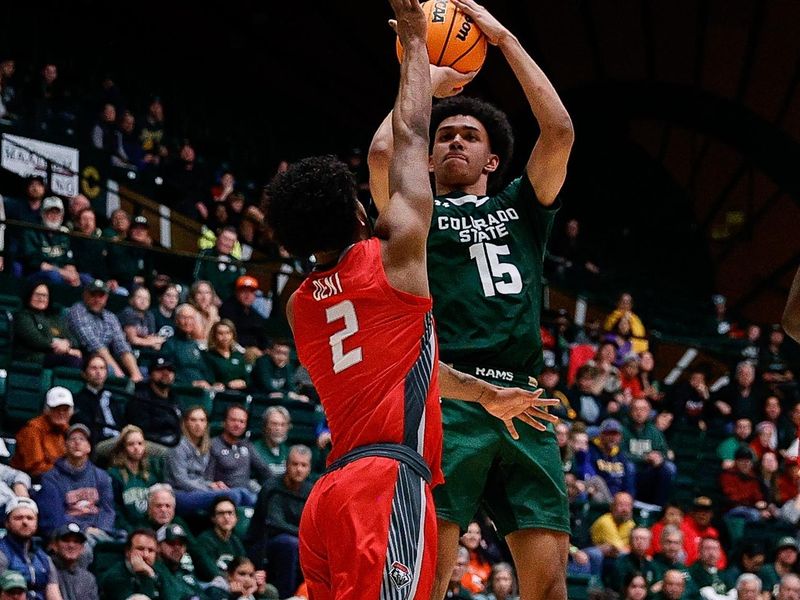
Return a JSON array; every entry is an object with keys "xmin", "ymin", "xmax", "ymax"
[{"xmin": 1, "ymin": 133, "xmax": 80, "ymax": 196}]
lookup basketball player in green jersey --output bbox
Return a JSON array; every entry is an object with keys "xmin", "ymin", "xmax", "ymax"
[{"xmin": 368, "ymin": 1, "xmax": 574, "ymax": 598}]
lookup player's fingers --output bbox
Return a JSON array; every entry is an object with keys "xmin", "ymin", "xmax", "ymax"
[
  {"xmin": 504, "ymin": 419, "xmax": 520, "ymax": 440},
  {"xmin": 516, "ymin": 413, "xmax": 547, "ymax": 432},
  {"xmin": 532, "ymin": 398, "xmax": 560, "ymax": 408},
  {"xmin": 526, "ymin": 407, "xmax": 560, "ymax": 423}
]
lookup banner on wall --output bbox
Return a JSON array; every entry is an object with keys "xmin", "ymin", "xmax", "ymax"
[{"xmin": 0, "ymin": 133, "xmax": 80, "ymax": 196}]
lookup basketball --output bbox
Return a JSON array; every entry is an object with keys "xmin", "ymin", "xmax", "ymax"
[{"xmin": 396, "ymin": 0, "xmax": 488, "ymax": 74}]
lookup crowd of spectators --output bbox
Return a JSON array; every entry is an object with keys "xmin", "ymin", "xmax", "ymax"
[{"xmin": 2, "ymin": 56, "xmax": 800, "ymax": 600}]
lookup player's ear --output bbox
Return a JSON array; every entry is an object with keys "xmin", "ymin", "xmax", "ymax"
[{"xmin": 483, "ymin": 153, "xmax": 500, "ymax": 174}]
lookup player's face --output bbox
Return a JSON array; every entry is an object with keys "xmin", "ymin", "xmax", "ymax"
[{"xmin": 430, "ymin": 115, "xmax": 497, "ymax": 189}]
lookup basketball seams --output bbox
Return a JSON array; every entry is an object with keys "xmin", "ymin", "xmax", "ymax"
[
  {"xmin": 447, "ymin": 34, "xmax": 486, "ymax": 71},
  {"xmin": 434, "ymin": 3, "xmax": 460, "ymax": 66}
]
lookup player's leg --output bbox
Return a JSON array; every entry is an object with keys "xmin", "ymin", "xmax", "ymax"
[
  {"xmin": 506, "ymin": 528, "xmax": 569, "ymax": 600},
  {"xmin": 429, "ymin": 519, "xmax": 461, "ymax": 600}
]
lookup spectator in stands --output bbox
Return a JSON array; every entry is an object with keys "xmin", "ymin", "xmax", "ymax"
[
  {"xmin": 14, "ymin": 282, "xmax": 82, "ymax": 367},
  {"xmin": 107, "ymin": 216, "xmax": 154, "ymax": 292},
  {"xmin": 622, "ymin": 397, "xmax": 675, "ymax": 506},
  {"xmin": 686, "ymin": 537, "xmax": 727, "ymax": 597},
  {"xmin": 682, "ymin": 497, "xmax": 726, "ymax": 568},
  {"xmin": 778, "ymin": 573, "xmax": 800, "ymax": 600},
  {"xmin": 567, "ymin": 365, "xmax": 608, "ymax": 426},
  {"xmin": 589, "ymin": 419, "xmax": 636, "ymax": 497},
  {"xmin": 107, "ymin": 425, "xmax": 161, "ymax": 532},
  {"xmin": 0, "ymin": 57, "xmax": 19, "ymax": 120},
  {"xmin": 194, "ymin": 496, "xmax": 247, "ymax": 581},
  {"xmin": 540, "ymin": 365, "xmax": 574, "ymax": 420},
  {"xmin": 651, "ymin": 525, "xmax": 686, "ymax": 581},
  {"xmin": 139, "ymin": 97, "xmax": 168, "ymax": 166},
  {"xmin": 717, "ymin": 418, "xmax": 753, "ymax": 470},
  {"xmin": 604, "ymin": 293, "xmax": 647, "ymax": 354},
  {"xmin": 118, "ymin": 111, "xmax": 146, "ymax": 170},
  {"xmin": 91, "ymin": 104, "xmax": 124, "ymax": 162},
  {"xmin": 11, "ymin": 386, "xmax": 73, "ymax": 479},
  {"xmin": 252, "ymin": 340, "xmax": 307, "ymax": 401},
  {"xmin": 209, "ymin": 405, "xmax": 271, "ymax": 506},
  {"xmin": 714, "ymin": 360, "xmax": 761, "ymax": 424},
  {"xmin": 758, "ymin": 537, "xmax": 799, "ymax": 597},
  {"xmin": 750, "ymin": 422, "xmax": 778, "ymax": 460},
  {"xmin": 6, "ymin": 175, "xmax": 46, "ymax": 236},
  {"xmin": 587, "ymin": 342, "xmax": 623, "ymax": 398},
  {"xmin": 162, "ymin": 304, "xmax": 219, "ymax": 389},
  {"xmin": 620, "ymin": 573, "xmax": 648, "ymax": 600},
  {"xmin": 721, "ymin": 542, "xmax": 766, "ymax": 590},
  {"xmin": 546, "ymin": 218, "xmax": 600, "ymax": 290},
  {"xmin": 446, "ymin": 546, "xmax": 476, "ymax": 600},
  {"xmin": 71, "ymin": 208, "xmax": 113, "ymax": 286},
  {"xmin": 739, "ymin": 323, "xmax": 762, "ymax": 363},
  {"xmin": 253, "ymin": 406, "xmax": 292, "ymax": 477},
  {"xmin": 458, "ymin": 521, "xmax": 497, "ymax": 595},
  {"xmin": 652, "ymin": 569, "xmax": 686, "ymax": 600},
  {"xmin": 778, "ymin": 460, "xmax": 800, "ymax": 507},
  {"xmin": 668, "ymin": 364, "xmax": 728, "ymax": 433},
  {"xmin": 220, "ymin": 276, "xmax": 270, "ymax": 359},
  {"xmin": 166, "ymin": 141, "xmax": 208, "ymax": 220},
  {"xmin": 609, "ymin": 527, "xmax": 657, "ymax": 594},
  {"xmin": 103, "ymin": 209, "xmax": 130, "ymax": 241},
  {"xmin": 124, "ymin": 355, "xmax": 181, "ymax": 449},
  {"xmin": 98, "ymin": 528, "xmax": 163, "ymax": 600},
  {"xmin": 66, "ymin": 279, "xmax": 143, "ymax": 381},
  {"xmin": 204, "ymin": 319, "xmax": 249, "ymax": 391},
  {"xmin": 21, "ymin": 196, "xmax": 88, "ymax": 287},
  {"xmin": 474, "ymin": 562, "xmax": 517, "ymax": 600},
  {"xmin": 0, "ymin": 498, "xmax": 61, "ymax": 600},
  {"xmin": 164, "ymin": 406, "xmax": 250, "ymax": 513},
  {"xmin": 152, "ymin": 283, "xmax": 179, "ymax": 339},
  {"xmin": 71, "ymin": 352, "xmax": 124, "ymax": 449},
  {"xmin": 734, "ymin": 573, "xmax": 763, "ymax": 600},
  {"xmin": 762, "ymin": 324, "xmax": 795, "ymax": 385},
  {"xmin": 118, "ymin": 286, "xmax": 165, "ymax": 352},
  {"xmin": 757, "ymin": 450, "xmax": 782, "ymax": 510},
  {"xmin": 762, "ymin": 394, "xmax": 795, "ymax": 452},
  {"xmin": 638, "ymin": 351, "xmax": 665, "ymax": 406},
  {"xmin": 194, "ymin": 227, "xmax": 245, "ymax": 302},
  {"xmin": 568, "ymin": 426, "xmax": 613, "ymax": 503},
  {"xmin": 64, "ymin": 195, "xmax": 91, "ymax": 231},
  {"xmin": 206, "ymin": 555, "xmax": 278, "ymax": 600},
  {"xmin": 36, "ymin": 423, "xmax": 115, "ymax": 540},
  {"xmin": 589, "ymin": 491, "xmax": 635, "ymax": 558},
  {"xmin": 618, "ymin": 354, "xmax": 644, "ymax": 401},
  {"xmin": 49, "ymin": 522, "xmax": 98, "ymax": 600},
  {"xmin": 189, "ymin": 280, "xmax": 220, "ymax": 340},
  {"xmin": 154, "ymin": 523, "xmax": 206, "ymax": 600},
  {"xmin": 720, "ymin": 446, "xmax": 769, "ymax": 521},
  {"xmin": 649, "ymin": 504, "xmax": 690, "ymax": 558}
]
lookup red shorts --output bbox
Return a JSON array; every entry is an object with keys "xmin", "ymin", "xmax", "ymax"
[{"xmin": 299, "ymin": 456, "xmax": 437, "ymax": 600}]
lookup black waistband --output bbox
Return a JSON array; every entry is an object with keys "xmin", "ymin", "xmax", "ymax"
[
  {"xmin": 449, "ymin": 363, "xmax": 538, "ymax": 388},
  {"xmin": 324, "ymin": 443, "xmax": 432, "ymax": 485}
]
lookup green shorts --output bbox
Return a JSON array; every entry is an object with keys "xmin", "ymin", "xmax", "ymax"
[{"xmin": 433, "ymin": 376, "xmax": 569, "ymax": 538}]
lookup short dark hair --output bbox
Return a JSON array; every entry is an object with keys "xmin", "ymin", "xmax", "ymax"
[
  {"xmin": 267, "ymin": 155, "xmax": 359, "ymax": 258},
  {"xmin": 430, "ymin": 96, "xmax": 515, "ymax": 192},
  {"xmin": 209, "ymin": 495, "xmax": 236, "ymax": 515},
  {"xmin": 224, "ymin": 404, "xmax": 248, "ymax": 420},
  {"xmin": 126, "ymin": 528, "xmax": 157, "ymax": 550}
]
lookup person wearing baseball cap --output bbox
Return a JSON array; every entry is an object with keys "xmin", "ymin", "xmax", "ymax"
[
  {"xmin": 155, "ymin": 523, "xmax": 206, "ymax": 600},
  {"xmin": 0, "ymin": 497, "xmax": 60, "ymax": 600},
  {"xmin": 219, "ymin": 274, "xmax": 270, "ymax": 356},
  {"xmin": 36, "ymin": 422, "xmax": 115, "ymax": 540},
  {"xmin": 588, "ymin": 419, "xmax": 636, "ymax": 497},
  {"xmin": 50, "ymin": 522, "xmax": 98, "ymax": 600},
  {"xmin": 0, "ymin": 571, "xmax": 27, "ymax": 600},
  {"xmin": 10, "ymin": 386, "xmax": 74, "ymax": 478},
  {"xmin": 759, "ymin": 537, "xmax": 800, "ymax": 594},
  {"xmin": 684, "ymin": 497, "xmax": 727, "ymax": 569},
  {"xmin": 123, "ymin": 353, "xmax": 181, "ymax": 447},
  {"xmin": 193, "ymin": 226, "xmax": 245, "ymax": 301}
]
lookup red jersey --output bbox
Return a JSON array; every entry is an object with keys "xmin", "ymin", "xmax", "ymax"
[{"xmin": 292, "ymin": 237, "xmax": 443, "ymax": 486}]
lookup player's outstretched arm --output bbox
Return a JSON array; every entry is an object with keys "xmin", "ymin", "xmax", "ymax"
[
  {"xmin": 783, "ymin": 266, "xmax": 800, "ymax": 343},
  {"xmin": 452, "ymin": 0, "xmax": 574, "ymax": 206},
  {"xmin": 439, "ymin": 362, "xmax": 559, "ymax": 439},
  {"xmin": 369, "ymin": 66, "xmax": 476, "ymax": 214}
]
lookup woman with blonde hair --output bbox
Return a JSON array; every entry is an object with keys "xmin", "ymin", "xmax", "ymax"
[
  {"xmin": 204, "ymin": 319, "xmax": 249, "ymax": 390},
  {"xmin": 189, "ymin": 280, "xmax": 220, "ymax": 340},
  {"xmin": 164, "ymin": 406, "xmax": 248, "ymax": 513},
  {"xmin": 108, "ymin": 425, "xmax": 161, "ymax": 531}
]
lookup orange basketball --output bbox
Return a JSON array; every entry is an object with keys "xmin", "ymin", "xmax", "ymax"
[{"xmin": 396, "ymin": 0, "xmax": 488, "ymax": 74}]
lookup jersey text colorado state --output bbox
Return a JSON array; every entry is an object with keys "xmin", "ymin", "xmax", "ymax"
[{"xmin": 436, "ymin": 208, "xmax": 520, "ymax": 243}]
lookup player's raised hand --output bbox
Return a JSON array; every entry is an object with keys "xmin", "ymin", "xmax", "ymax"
[
  {"xmin": 450, "ymin": 0, "xmax": 510, "ymax": 46},
  {"xmin": 388, "ymin": 0, "xmax": 427, "ymax": 43},
  {"xmin": 431, "ymin": 65, "xmax": 478, "ymax": 98},
  {"xmin": 479, "ymin": 386, "xmax": 560, "ymax": 440}
]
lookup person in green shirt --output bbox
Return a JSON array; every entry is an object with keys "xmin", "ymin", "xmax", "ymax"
[
  {"xmin": 686, "ymin": 537, "xmax": 727, "ymax": 597},
  {"xmin": 193, "ymin": 227, "xmax": 245, "ymax": 302},
  {"xmin": 717, "ymin": 418, "xmax": 753, "ymax": 470},
  {"xmin": 252, "ymin": 406, "xmax": 290, "ymax": 477},
  {"xmin": 154, "ymin": 523, "xmax": 207, "ymax": 599},
  {"xmin": 204, "ymin": 320, "xmax": 249, "ymax": 391},
  {"xmin": 250, "ymin": 341, "xmax": 306, "ymax": 401},
  {"xmin": 367, "ymin": 0, "xmax": 574, "ymax": 596},
  {"xmin": 194, "ymin": 496, "xmax": 247, "ymax": 582},
  {"xmin": 98, "ymin": 528, "xmax": 164, "ymax": 600},
  {"xmin": 108, "ymin": 425, "xmax": 163, "ymax": 532},
  {"xmin": 758, "ymin": 536, "xmax": 799, "ymax": 598},
  {"xmin": 607, "ymin": 527, "xmax": 658, "ymax": 593},
  {"xmin": 652, "ymin": 525, "xmax": 688, "ymax": 583},
  {"xmin": 622, "ymin": 397, "xmax": 676, "ymax": 506},
  {"xmin": 650, "ymin": 569, "xmax": 688, "ymax": 600},
  {"xmin": 162, "ymin": 304, "xmax": 219, "ymax": 390}
]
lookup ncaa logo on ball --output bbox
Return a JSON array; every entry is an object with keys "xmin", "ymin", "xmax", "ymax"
[
  {"xmin": 389, "ymin": 561, "xmax": 412, "ymax": 589},
  {"xmin": 431, "ymin": 0, "xmax": 447, "ymax": 23}
]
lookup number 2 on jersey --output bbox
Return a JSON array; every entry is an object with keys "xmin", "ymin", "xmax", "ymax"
[
  {"xmin": 326, "ymin": 300, "xmax": 363, "ymax": 374},
  {"xmin": 469, "ymin": 242, "xmax": 523, "ymax": 297}
]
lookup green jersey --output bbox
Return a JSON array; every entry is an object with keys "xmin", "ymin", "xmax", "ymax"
[{"xmin": 427, "ymin": 176, "xmax": 558, "ymax": 376}]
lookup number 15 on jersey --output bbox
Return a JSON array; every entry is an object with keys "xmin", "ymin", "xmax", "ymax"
[{"xmin": 469, "ymin": 242, "xmax": 522, "ymax": 297}]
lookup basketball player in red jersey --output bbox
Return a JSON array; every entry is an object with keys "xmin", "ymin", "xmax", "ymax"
[{"xmin": 266, "ymin": 1, "xmax": 558, "ymax": 598}]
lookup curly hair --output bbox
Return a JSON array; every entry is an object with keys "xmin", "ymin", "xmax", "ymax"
[
  {"xmin": 266, "ymin": 156, "xmax": 359, "ymax": 258},
  {"xmin": 430, "ymin": 96, "xmax": 515, "ymax": 192}
]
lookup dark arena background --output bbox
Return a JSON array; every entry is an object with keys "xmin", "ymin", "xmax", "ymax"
[{"xmin": 0, "ymin": 1, "xmax": 799, "ymax": 599}]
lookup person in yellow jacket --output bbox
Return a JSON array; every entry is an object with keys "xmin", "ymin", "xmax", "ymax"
[{"xmin": 604, "ymin": 292, "xmax": 648, "ymax": 354}]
